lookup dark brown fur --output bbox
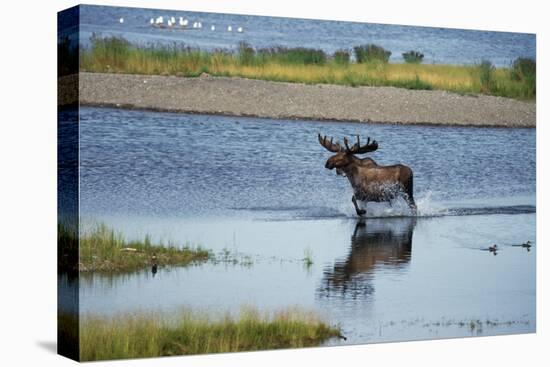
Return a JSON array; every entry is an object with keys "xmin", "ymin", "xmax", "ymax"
[{"xmin": 319, "ymin": 134, "xmax": 416, "ymax": 216}]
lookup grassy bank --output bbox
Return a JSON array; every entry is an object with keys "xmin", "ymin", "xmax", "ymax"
[
  {"xmin": 79, "ymin": 36, "xmax": 536, "ymax": 100},
  {"xmin": 79, "ymin": 223, "xmax": 210, "ymax": 273},
  {"xmin": 75, "ymin": 307, "xmax": 341, "ymax": 360}
]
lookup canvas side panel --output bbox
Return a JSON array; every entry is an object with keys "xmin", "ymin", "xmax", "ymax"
[{"xmin": 57, "ymin": 5, "xmax": 80, "ymax": 362}]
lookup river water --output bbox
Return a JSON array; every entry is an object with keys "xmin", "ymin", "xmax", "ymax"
[
  {"xmin": 70, "ymin": 4, "xmax": 535, "ymax": 66},
  {"xmin": 73, "ymin": 107, "xmax": 535, "ymax": 344}
]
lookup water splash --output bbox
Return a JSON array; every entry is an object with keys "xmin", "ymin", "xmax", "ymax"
[{"xmin": 415, "ymin": 191, "xmax": 449, "ymax": 217}]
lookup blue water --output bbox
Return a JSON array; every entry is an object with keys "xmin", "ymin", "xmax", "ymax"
[
  {"xmin": 70, "ymin": 106, "xmax": 536, "ymax": 345},
  {"xmin": 74, "ymin": 4, "xmax": 535, "ymax": 66},
  {"xmin": 79, "ymin": 107, "xmax": 535, "ymax": 218}
]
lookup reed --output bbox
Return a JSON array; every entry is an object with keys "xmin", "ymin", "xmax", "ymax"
[
  {"xmin": 402, "ymin": 50, "xmax": 424, "ymax": 64},
  {"xmin": 79, "ymin": 223, "xmax": 211, "ymax": 273},
  {"xmin": 303, "ymin": 247, "xmax": 314, "ymax": 268},
  {"xmin": 510, "ymin": 57, "xmax": 536, "ymax": 97},
  {"xmin": 333, "ymin": 50, "xmax": 351, "ymax": 65},
  {"xmin": 354, "ymin": 44, "xmax": 391, "ymax": 63},
  {"xmin": 478, "ymin": 60, "xmax": 495, "ymax": 94},
  {"xmin": 79, "ymin": 36, "xmax": 536, "ymax": 100},
  {"xmin": 75, "ymin": 307, "xmax": 341, "ymax": 360},
  {"xmin": 257, "ymin": 46, "xmax": 327, "ymax": 65}
]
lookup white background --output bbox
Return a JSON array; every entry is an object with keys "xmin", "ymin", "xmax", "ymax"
[{"xmin": 0, "ymin": 0, "xmax": 547, "ymax": 366}]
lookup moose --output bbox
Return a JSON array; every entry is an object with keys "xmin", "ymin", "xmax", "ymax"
[{"xmin": 318, "ymin": 133, "xmax": 416, "ymax": 216}]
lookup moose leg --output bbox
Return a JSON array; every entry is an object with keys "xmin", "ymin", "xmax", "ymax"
[
  {"xmin": 406, "ymin": 196, "xmax": 417, "ymax": 215},
  {"xmin": 405, "ymin": 176, "xmax": 417, "ymax": 215},
  {"xmin": 352, "ymin": 195, "xmax": 366, "ymax": 216}
]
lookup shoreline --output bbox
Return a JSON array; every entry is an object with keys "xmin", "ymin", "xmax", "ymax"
[{"xmin": 68, "ymin": 72, "xmax": 536, "ymax": 128}]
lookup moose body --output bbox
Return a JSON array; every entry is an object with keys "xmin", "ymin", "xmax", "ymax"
[{"xmin": 319, "ymin": 134, "xmax": 416, "ymax": 216}]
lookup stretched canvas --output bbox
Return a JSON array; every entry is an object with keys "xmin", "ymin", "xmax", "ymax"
[{"xmin": 58, "ymin": 4, "xmax": 536, "ymax": 362}]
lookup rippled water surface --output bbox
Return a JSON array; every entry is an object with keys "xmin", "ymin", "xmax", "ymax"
[
  {"xmin": 74, "ymin": 107, "xmax": 536, "ymax": 344},
  {"xmin": 80, "ymin": 107, "xmax": 535, "ymax": 217},
  {"xmin": 70, "ymin": 5, "xmax": 536, "ymax": 66}
]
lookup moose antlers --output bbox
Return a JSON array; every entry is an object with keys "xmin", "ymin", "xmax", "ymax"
[
  {"xmin": 318, "ymin": 133, "xmax": 378, "ymax": 154},
  {"xmin": 318, "ymin": 134, "xmax": 343, "ymax": 152}
]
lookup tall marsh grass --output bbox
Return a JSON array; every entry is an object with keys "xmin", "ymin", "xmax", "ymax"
[
  {"xmin": 79, "ymin": 223, "xmax": 211, "ymax": 273},
  {"xmin": 79, "ymin": 36, "xmax": 536, "ymax": 100},
  {"xmin": 402, "ymin": 50, "xmax": 424, "ymax": 64},
  {"xmin": 511, "ymin": 57, "xmax": 536, "ymax": 96},
  {"xmin": 333, "ymin": 50, "xmax": 351, "ymax": 65},
  {"xmin": 76, "ymin": 307, "xmax": 341, "ymax": 360},
  {"xmin": 478, "ymin": 60, "xmax": 495, "ymax": 94},
  {"xmin": 354, "ymin": 44, "xmax": 391, "ymax": 63}
]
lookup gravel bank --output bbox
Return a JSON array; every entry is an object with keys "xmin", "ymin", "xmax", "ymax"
[{"xmin": 74, "ymin": 72, "xmax": 535, "ymax": 128}]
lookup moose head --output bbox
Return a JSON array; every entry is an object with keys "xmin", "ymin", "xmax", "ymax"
[{"xmin": 318, "ymin": 134, "xmax": 378, "ymax": 173}]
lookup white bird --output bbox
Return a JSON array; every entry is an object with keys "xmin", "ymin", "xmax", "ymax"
[
  {"xmin": 119, "ymin": 17, "xmax": 124, "ymax": 24},
  {"xmin": 150, "ymin": 18, "xmax": 154, "ymax": 25},
  {"xmin": 211, "ymin": 25, "xmax": 216, "ymax": 31},
  {"xmin": 198, "ymin": 22, "xmax": 202, "ymax": 29},
  {"xmin": 227, "ymin": 25, "xmax": 232, "ymax": 32},
  {"xmin": 168, "ymin": 20, "xmax": 173, "ymax": 27},
  {"xmin": 237, "ymin": 27, "xmax": 243, "ymax": 33},
  {"xmin": 183, "ymin": 19, "xmax": 189, "ymax": 26},
  {"xmin": 170, "ymin": 16, "xmax": 176, "ymax": 24},
  {"xmin": 193, "ymin": 22, "xmax": 198, "ymax": 28}
]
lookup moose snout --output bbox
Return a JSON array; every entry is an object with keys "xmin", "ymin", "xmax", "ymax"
[{"xmin": 325, "ymin": 160, "xmax": 334, "ymax": 170}]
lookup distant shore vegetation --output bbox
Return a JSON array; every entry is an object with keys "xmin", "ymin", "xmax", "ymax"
[
  {"xmin": 76, "ymin": 35, "xmax": 536, "ymax": 100},
  {"xmin": 70, "ymin": 307, "xmax": 341, "ymax": 360}
]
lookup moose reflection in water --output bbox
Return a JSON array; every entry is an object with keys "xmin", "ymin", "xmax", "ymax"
[
  {"xmin": 318, "ymin": 134, "xmax": 416, "ymax": 216},
  {"xmin": 318, "ymin": 218, "xmax": 415, "ymax": 300}
]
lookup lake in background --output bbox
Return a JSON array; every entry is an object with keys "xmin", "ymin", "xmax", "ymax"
[{"xmin": 68, "ymin": 4, "xmax": 536, "ymax": 67}]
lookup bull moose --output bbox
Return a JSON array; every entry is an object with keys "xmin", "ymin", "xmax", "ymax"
[{"xmin": 318, "ymin": 133, "xmax": 416, "ymax": 216}]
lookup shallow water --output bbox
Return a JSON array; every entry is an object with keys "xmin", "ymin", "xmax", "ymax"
[
  {"xmin": 78, "ymin": 215, "xmax": 535, "ymax": 343},
  {"xmin": 72, "ymin": 5, "xmax": 535, "ymax": 66},
  {"xmin": 73, "ymin": 106, "xmax": 536, "ymax": 344},
  {"xmin": 79, "ymin": 107, "xmax": 535, "ymax": 217}
]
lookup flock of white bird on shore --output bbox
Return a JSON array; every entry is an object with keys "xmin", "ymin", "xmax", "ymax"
[{"xmin": 118, "ymin": 16, "xmax": 244, "ymax": 33}]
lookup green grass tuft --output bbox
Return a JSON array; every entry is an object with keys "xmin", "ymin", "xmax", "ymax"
[
  {"xmin": 257, "ymin": 46, "xmax": 327, "ymax": 65},
  {"xmin": 303, "ymin": 247, "xmax": 314, "ymax": 268},
  {"xmin": 402, "ymin": 50, "xmax": 424, "ymax": 64},
  {"xmin": 510, "ymin": 57, "xmax": 536, "ymax": 98},
  {"xmin": 333, "ymin": 50, "xmax": 351, "ymax": 65},
  {"xmin": 79, "ymin": 223, "xmax": 211, "ymax": 273},
  {"xmin": 478, "ymin": 60, "xmax": 495, "ymax": 94},
  {"xmin": 354, "ymin": 44, "xmax": 391, "ymax": 63},
  {"xmin": 73, "ymin": 307, "xmax": 341, "ymax": 361}
]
